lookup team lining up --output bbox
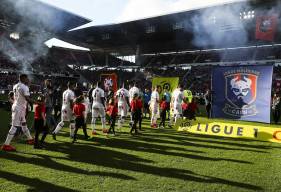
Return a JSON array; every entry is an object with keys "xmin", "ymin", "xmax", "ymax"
[{"xmin": 1, "ymin": 74, "xmax": 193, "ymax": 151}]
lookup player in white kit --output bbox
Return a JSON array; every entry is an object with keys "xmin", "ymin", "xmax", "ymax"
[
  {"xmin": 82, "ymin": 92, "xmax": 90, "ymax": 122},
  {"xmin": 150, "ymin": 86, "xmax": 160, "ymax": 128},
  {"xmin": 91, "ymin": 82, "xmax": 106, "ymax": 135},
  {"xmin": 129, "ymin": 82, "xmax": 140, "ymax": 103},
  {"xmin": 116, "ymin": 84, "xmax": 130, "ymax": 131},
  {"xmin": 52, "ymin": 82, "xmax": 76, "ymax": 140},
  {"xmin": 170, "ymin": 84, "xmax": 184, "ymax": 126},
  {"xmin": 129, "ymin": 82, "xmax": 140, "ymax": 123},
  {"xmin": 2, "ymin": 74, "xmax": 34, "ymax": 152}
]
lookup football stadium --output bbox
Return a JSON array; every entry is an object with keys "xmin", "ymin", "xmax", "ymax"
[{"xmin": 0, "ymin": 0, "xmax": 281, "ymax": 191}]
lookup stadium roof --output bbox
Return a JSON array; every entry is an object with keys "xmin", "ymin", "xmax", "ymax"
[{"xmin": 62, "ymin": 0, "xmax": 280, "ymax": 56}]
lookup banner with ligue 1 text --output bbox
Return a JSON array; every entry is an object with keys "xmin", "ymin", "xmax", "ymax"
[
  {"xmin": 175, "ymin": 118, "xmax": 281, "ymax": 144},
  {"xmin": 212, "ymin": 65, "xmax": 273, "ymax": 123},
  {"xmin": 152, "ymin": 77, "xmax": 179, "ymax": 97}
]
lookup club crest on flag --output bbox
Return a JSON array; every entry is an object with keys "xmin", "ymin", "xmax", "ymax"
[
  {"xmin": 223, "ymin": 72, "xmax": 259, "ymax": 117},
  {"xmin": 259, "ymin": 18, "xmax": 273, "ymax": 33},
  {"xmin": 104, "ymin": 78, "xmax": 113, "ymax": 91}
]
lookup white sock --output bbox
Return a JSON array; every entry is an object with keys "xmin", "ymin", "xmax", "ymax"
[
  {"xmin": 175, "ymin": 115, "xmax": 181, "ymax": 123},
  {"xmin": 53, "ymin": 121, "xmax": 64, "ymax": 134},
  {"xmin": 101, "ymin": 117, "xmax": 106, "ymax": 129},
  {"xmin": 70, "ymin": 123, "xmax": 75, "ymax": 137},
  {"xmin": 22, "ymin": 126, "xmax": 33, "ymax": 140},
  {"xmin": 4, "ymin": 126, "xmax": 17, "ymax": 145},
  {"xmin": 91, "ymin": 117, "xmax": 96, "ymax": 132}
]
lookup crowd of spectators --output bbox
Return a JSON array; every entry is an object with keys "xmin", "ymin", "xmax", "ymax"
[{"xmin": 140, "ymin": 45, "xmax": 281, "ymax": 66}]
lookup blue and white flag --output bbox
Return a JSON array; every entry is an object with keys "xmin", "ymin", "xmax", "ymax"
[{"xmin": 212, "ymin": 65, "xmax": 273, "ymax": 123}]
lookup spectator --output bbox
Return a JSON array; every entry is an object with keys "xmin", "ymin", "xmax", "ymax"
[
  {"xmin": 204, "ymin": 89, "xmax": 212, "ymax": 118},
  {"xmin": 272, "ymin": 93, "xmax": 281, "ymax": 124}
]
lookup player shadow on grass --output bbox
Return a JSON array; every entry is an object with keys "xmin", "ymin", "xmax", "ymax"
[
  {"xmin": 126, "ymin": 133, "xmax": 268, "ymax": 154},
  {"xmin": 0, "ymin": 152, "xmax": 136, "ymax": 181},
  {"xmin": 0, "ymin": 170, "xmax": 77, "ymax": 192},
  {"xmin": 1, "ymin": 136, "xmax": 263, "ymax": 191},
  {"xmin": 146, "ymin": 127, "xmax": 280, "ymax": 150},
  {"xmin": 55, "ymin": 131, "xmax": 252, "ymax": 164},
  {"xmin": 88, "ymin": 136, "xmax": 252, "ymax": 164},
  {"xmin": 36, "ymin": 142, "xmax": 262, "ymax": 191}
]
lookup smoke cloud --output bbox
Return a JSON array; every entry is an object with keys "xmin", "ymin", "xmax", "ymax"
[
  {"xmin": 0, "ymin": 0, "xmax": 65, "ymax": 74},
  {"xmin": 189, "ymin": 2, "xmax": 251, "ymax": 49}
]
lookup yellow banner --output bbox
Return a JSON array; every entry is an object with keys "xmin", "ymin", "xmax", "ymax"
[
  {"xmin": 175, "ymin": 117, "xmax": 281, "ymax": 143},
  {"xmin": 152, "ymin": 77, "xmax": 179, "ymax": 97},
  {"xmin": 183, "ymin": 90, "xmax": 193, "ymax": 102}
]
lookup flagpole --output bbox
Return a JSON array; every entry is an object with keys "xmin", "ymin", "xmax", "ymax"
[{"xmin": 210, "ymin": 67, "xmax": 213, "ymax": 119}]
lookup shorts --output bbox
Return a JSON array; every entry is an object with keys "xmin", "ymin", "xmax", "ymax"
[
  {"xmin": 11, "ymin": 105, "xmax": 27, "ymax": 127},
  {"xmin": 92, "ymin": 107, "xmax": 105, "ymax": 118},
  {"xmin": 34, "ymin": 119, "xmax": 48, "ymax": 133},
  {"xmin": 166, "ymin": 102, "xmax": 171, "ymax": 111},
  {"xmin": 118, "ymin": 103, "xmax": 128, "ymax": 117},
  {"xmin": 173, "ymin": 104, "xmax": 183, "ymax": 115},
  {"xmin": 61, "ymin": 106, "xmax": 74, "ymax": 122},
  {"xmin": 75, "ymin": 117, "xmax": 85, "ymax": 128},
  {"xmin": 144, "ymin": 103, "xmax": 149, "ymax": 111},
  {"xmin": 150, "ymin": 102, "xmax": 159, "ymax": 115}
]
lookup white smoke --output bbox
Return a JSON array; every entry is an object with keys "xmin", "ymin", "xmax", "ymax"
[
  {"xmin": 0, "ymin": 0, "xmax": 63, "ymax": 73},
  {"xmin": 190, "ymin": 2, "xmax": 251, "ymax": 49},
  {"xmin": 117, "ymin": 0, "xmax": 247, "ymax": 23}
]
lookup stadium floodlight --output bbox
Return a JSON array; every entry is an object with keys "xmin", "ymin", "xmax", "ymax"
[
  {"xmin": 240, "ymin": 10, "xmax": 255, "ymax": 20},
  {"xmin": 173, "ymin": 22, "xmax": 184, "ymax": 30},
  {"xmin": 9, "ymin": 32, "xmax": 20, "ymax": 40},
  {"xmin": 146, "ymin": 25, "xmax": 156, "ymax": 33},
  {"xmin": 102, "ymin": 33, "xmax": 111, "ymax": 40}
]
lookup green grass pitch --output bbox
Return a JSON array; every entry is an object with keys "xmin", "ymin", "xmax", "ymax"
[{"xmin": 0, "ymin": 108, "xmax": 281, "ymax": 192}]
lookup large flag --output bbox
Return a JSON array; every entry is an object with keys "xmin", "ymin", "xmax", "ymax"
[
  {"xmin": 212, "ymin": 65, "xmax": 273, "ymax": 123},
  {"xmin": 152, "ymin": 77, "xmax": 179, "ymax": 97},
  {"xmin": 100, "ymin": 73, "xmax": 118, "ymax": 92},
  {"xmin": 256, "ymin": 15, "xmax": 278, "ymax": 41}
]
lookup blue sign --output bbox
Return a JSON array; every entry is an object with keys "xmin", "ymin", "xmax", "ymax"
[{"xmin": 212, "ymin": 65, "xmax": 273, "ymax": 123}]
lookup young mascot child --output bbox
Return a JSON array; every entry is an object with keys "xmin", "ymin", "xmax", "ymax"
[
  {"xmin": 130, "ymin": 94, "xmax": 140, "ymax": 135},
  {"xmin": 72, "ymin": 96, "xmax": 89, "ymax": 143},
  {"xmin": 159, "ymin": 96, "xmax": 168, "ymax": 129},
  {"xmin": 106, "ymin": 98, "xmax": 118, "ymax": 135},
  {"xmin": 182, "ymin": 98, "xmax": 190, "ymax": 119},
  {"xmin": 33, "ymin": 95, "xmax": 48, "ymax": 149}
]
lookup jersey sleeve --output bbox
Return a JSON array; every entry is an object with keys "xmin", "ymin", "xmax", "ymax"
[
  {"xmin": 101, "ymin": 90, "xmax": 105, "ymax": 98},
  {"xmin": 125, "ymin": 90, "xmax": 129, "ymax": 97},
  {"xmin": 82, "ymin": 104, "xmax": 86, "ymax": 112},
  {"xmin": 70, "ymin": 91, "xmax": 75, "ymax": 100},
  {"xmin": 23, "ymin": 85, "xmax": 30, "ymax": 97},
  {"xmin": 42, "ymin": 105, "xmax": 46, "ymax": 114}
]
